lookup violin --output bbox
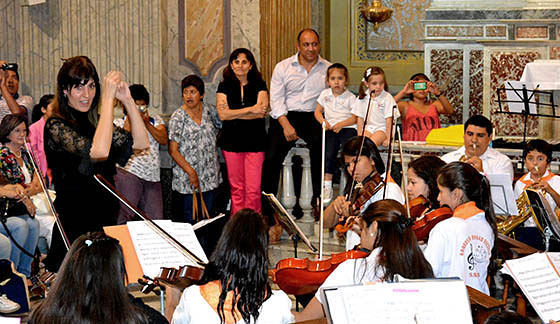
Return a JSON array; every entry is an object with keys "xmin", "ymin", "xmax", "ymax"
[
  {"xmin": 405, "ymin": 196, "xmax": 452, "ymax": 242},
  {"xmin": 269, "ymin": 248, "xmax": 370, "ymax": 296},
  {"xmin": 140, "ymin": 265, "xmax": 205, "ymax": 293},
  {"xmin": 335, "ymin": 171, "xmax": 384, "ymax": 235}
]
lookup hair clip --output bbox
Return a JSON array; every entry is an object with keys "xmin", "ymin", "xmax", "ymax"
[
  {"xmin": 84, "ymin": 239, "xmax": 93, "ymax": 247},
  {"xmin": 397, "ymin": 215, "xmax": 413, "ymax": 232},
  {"xmin": 365, "ymin": 67, "xmax": 373, "ymax": 79}
]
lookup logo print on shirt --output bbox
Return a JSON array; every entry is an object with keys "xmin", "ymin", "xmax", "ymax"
[{"xmin": 467, "ymin": 244, "xmax": 475, "ymax": 270}]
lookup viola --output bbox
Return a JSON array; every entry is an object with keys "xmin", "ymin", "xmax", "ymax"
[
  {"xmin": 411, "ymin": 206, "xmax": 453, "ymax": 242},
  {"xmin": 406, "ymin": 196, "xmax": 431, "ymax": 220},
  {"xmin": 269, "ymin": 249, "xmax": 370, "ymax": 296},
  {"xmin": 335, "ymin": 172, "xmax": 384, "ymax": 235}
]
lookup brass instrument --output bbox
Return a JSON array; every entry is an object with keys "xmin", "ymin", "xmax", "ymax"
[
  {"xmin": 497, "ymin": 190, "xmax": 534, "ymax": 235},
  {"xmin": 459, "ymin": 143, "xmax": 476, "ymax": 162}
]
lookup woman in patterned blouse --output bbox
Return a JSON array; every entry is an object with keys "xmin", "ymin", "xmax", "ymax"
[
  {"xmin": 169, "ymin": 75, "xmax": 222, "ymax": 224},
  {"xmin": 0, "ymin": 113, "xmax": 40, "ymax": 277}
]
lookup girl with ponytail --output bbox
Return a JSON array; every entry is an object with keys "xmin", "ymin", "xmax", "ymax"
[{"xmin": 423, "ymin": 162, "xmax": 496, "ymax": 295}]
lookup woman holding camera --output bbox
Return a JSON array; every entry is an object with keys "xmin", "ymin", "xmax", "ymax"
[{"xmin": 394, "ymin": 73, "xmax": 454, "ymax": 141}]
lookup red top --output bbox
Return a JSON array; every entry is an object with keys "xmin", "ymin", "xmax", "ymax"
[{"xmin": 402, "ymin": 102, "xmax": 441, "ymax": 141}]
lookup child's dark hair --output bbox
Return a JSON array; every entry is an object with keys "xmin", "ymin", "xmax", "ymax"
[
  {"xmin": 408, "ymin": 155, "xmax": 446, "ymax": 208},
  {"xmin": 523, "ymin": 139, "xmax": 552, "ymax": 164},
  {"xmin": 326, "ymin": 63, "xmax": 349, "ymax": 86},
  {"xmin": 358, "ymin": 66, "xmax": 388, "ymax": 99}
]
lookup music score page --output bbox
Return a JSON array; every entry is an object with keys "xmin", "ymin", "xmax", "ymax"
[{"xmin": 127, "ymin": 220, "xmax": 208, "ymax": 279}]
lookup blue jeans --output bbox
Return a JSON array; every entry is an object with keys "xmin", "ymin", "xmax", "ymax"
[
  {"xmin": 0, "ymin": 233, "xmax": 11, "ymax": 259},
  {"xmin": 172, "ymin": 190, "xmax": 215, "ymax": 224},
  {"xmin": 0, "ymin": 215, "xmax": 40, "ymax": 277}
]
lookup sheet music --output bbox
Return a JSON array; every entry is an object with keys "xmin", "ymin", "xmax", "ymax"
[
  {"xmin": 127, "ymin": 220, "xmax": 208, "ymax": 278},
  {"xmin": 192, "ymin": 213, "xmax": 226, "ymax": 230},
  {"xmin": 487, "ymin": 173, "xmax": 518, "ymax": 216},
  {"xmin": 504, "ymin": 80, "xmax": 537, "ymax": 114},
  {"xmin": 323, "ymin": 281, "xmax": 472, "ymax": 324},
  {"xmin": 0, "ymin": 317, "xmax": 20, "ymax": 324},
  {"xmin": 505, "ymin": 253, "xmax": 560, "ymax": 322}
]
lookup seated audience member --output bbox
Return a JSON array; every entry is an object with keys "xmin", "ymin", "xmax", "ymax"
[
  {"xmin": 29, "ymin": 232, "xmax": 168, "ymax": 324},
  {"xmin": 172, "ymin": 208, "xmax": 294, "ymax": 324},
  {"xmin": 513, "ymin": 139, "xmax": 560, "ymax": 250},
  {"xmin": 169, "ymin": 75, "xmax": 222, "ymax": 224},
  {"xmin": 441, "ymin": 115, "xmax": 513, "ymax": 183},
  {"xmin": 295, "ymin": 199, "xmax": 434, "ymax": 321},
  {"xmin": 423, "ymin": 162, "xmax": 496, "ymax": 295},
  {"xmin": 394, "ymin": 73, "xmax": 454, "ymax": 141},
  {"xmin": 0, "ymin": 61, "xmax": 33, "ymax": 122},
  {"xmin": 322, "ymin": 136, "xmax": 404, "ymax": 251},
  {"xmin": 0, "ymin": 114, "xmax": 41, "ymax": 277},
  {"xmin": 114, "ymin": 84, "xmax": 167, "ymax": 223},
  {"xmin": 28, "ymin": 94, "xmax": 54, "ymax": 185},
  {"xmin": 0, "ymin": 183, "xmax": 30, "ymax": 261}
]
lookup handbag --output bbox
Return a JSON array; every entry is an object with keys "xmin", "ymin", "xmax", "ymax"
[
  {"xmin": 30, "ymin": 189, "xmax": 56, "ymax": 216},
  {"xmin": 192, "ymin": 186, "xmax": 210, "ymax": 223}
]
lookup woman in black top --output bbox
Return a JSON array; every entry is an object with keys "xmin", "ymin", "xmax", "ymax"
[
  {"xmin": 216, "ymin": 48, "xmax": 268, "ymax": 216},
  {"xmin": 43, "ymin": 56, "xmax": 148, "ymax": 272}
]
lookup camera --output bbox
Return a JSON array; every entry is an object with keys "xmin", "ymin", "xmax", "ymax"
[
  {"xmin": 137, "ymin": 105, "xmax": 148, "ymax": 113},
  {"xmin": 413, "ymin": 82, "xmax": 427, "ymax": 91},
  {"xmin": 1, "ymin": 63, "xmax": 17, "ymax": 71}
]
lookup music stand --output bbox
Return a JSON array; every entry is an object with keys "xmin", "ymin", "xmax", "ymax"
[
  {"xmin": 262, "ymin": 192, "xmax": 317, "ymax": 257},
  {"xmin": 496, "ymin": 81, "xmax": 558, "ymax": 149},
  {"xmin": 487, "ymin": 173, "xmax": 518, "ymax": 216}
]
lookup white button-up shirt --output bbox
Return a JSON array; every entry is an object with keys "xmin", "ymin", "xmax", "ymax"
[
  {"xmin": 269, "ymin": 53, "xmax": 331, "ymax": 119},
  {"xmin": 441, "ymin": 146, "xmax": 514, "ymax": 183}
]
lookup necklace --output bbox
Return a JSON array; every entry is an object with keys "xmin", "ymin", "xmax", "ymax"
[{"xmin": 12, "ymin": 150, "xmax": 21, "ymax": 159}]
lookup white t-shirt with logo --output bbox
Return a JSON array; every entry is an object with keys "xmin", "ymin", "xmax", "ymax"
[{"xmin": 317, "ymin": 88, "xmax": 356, "ymax": 129}]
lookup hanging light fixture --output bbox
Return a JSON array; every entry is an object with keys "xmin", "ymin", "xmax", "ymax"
[{"xmin": 360, "ymin": 0, "xmax": 393, "ymax": 31}]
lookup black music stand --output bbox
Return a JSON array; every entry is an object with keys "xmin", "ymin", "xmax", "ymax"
[
  {"xmin": 263, "ymin": 192, "xmax": 317, "ymax": 257},
  {"xmin": 496, "ymin": 82, "xmax": 558, "ymax": 143}
]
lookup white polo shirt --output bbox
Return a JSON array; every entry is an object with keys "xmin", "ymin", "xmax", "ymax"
[
  {"xmin": 351, "ymin": 90, "xmax": 398, "ymax": 134},
  {"xmin": 317, "ymin": 88, "xmax": 356, "ymax": 129},
  {"xmin": 441, "ymin": 146, "xmax": 514, "ymax": 183}
]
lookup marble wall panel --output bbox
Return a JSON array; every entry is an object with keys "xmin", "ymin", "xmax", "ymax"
[
  {"xmin": 469, "ymin": 50, "xmax": 483, "ymax": 117},
  {"xmin": 231, "ymin": 0, "xmax": 260, "ymax": 64},
  {"xmin": 515, "ymin": 26, "xmax": 548, "ymax": 39},
  {"xmin": 489, "ymin": 51, "xmax": 541, "ymax": 136},
  {"xmin": 426, "ymin": 25, "xmax": 484, "ymax": 38},
  {"xmin": 550, "ymin": 47, "xmax": 560, "ymax": 59},
  {"xmin": 430, "ymin": 49, "xmax": 463, "ymax": 124},
  {"xmin": 485, "ymin": 25, "xmax": 507, "ymax": 38}
]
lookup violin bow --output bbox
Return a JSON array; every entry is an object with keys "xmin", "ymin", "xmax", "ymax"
[
  {"xmin": 94, "ymin": 174, "xmax": 206, "ymax": 267},
  {"xmin": 319, "ymin": 121, "xmax": 326, "ymax": 260},
  {"xmin": 348, "ymin": 91, "xmax": 375, "ymax": 201},
  {"xmin": 24, "ymin": 139, "xmax": 71, "ymax": 251},
  {"xmin": 396, "ymin": 127, "xmax": 410, "ymax": 217},
  {"xmin": 382, "ymin": 105, "xmax": 397, "ymax": 199}
]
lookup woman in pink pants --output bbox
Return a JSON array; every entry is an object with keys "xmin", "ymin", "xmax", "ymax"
[{"xmin": 216, "ymin": 48, "xmax": 268, "ymax": 215}]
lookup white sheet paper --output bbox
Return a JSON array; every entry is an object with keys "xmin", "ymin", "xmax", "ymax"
[
  {"xmin": 322, "ymin": 280, "xmax": 472, "ymax": 324},
  {"xmin": 487, "ymin": 173, "xmax": 518, "ymax": 216},
  {"xmin": 126, "ymin": 220, "xmax": 208, "ymax": 278},
  {"xmin": 0, "ymin": 317, "xmax": 20, "ymax": 324},
  {"xmin": 505, "ymin": 253, "xmax": 560, "ymax": 322}
]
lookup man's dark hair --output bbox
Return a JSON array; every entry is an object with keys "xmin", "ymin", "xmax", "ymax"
[
  {"xmin": 129, "ymin": 84, "xmax": 150, "ymax": 105},
  {"xmin": 464, "ymin": 115, "xmax": 492, "ymax": 136},
  {"xmin": 297, "ymin": 28, "xmax": 320, "ymax": 43}
]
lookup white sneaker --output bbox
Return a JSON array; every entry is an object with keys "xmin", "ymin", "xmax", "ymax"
[
  {"xmin": 0, "ymin": 294, "xmax": 20, "ymax": 314},
  {"xmin": 323, "ymin": 185, "xmax": 333, "ymax": 204}
]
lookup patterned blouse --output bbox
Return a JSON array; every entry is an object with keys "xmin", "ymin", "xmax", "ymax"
[
  {"xmin": 168, "ymin": 103, "xmax": 222, "ymax": 194},
  {"xmin": 0, "ymin": 146, "xmax": 34, "ymax": 185}
]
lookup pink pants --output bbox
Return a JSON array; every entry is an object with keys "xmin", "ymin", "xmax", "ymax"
[{"xmin": 222, "ymin": 150, "xmax": 265, "ymax": 216}]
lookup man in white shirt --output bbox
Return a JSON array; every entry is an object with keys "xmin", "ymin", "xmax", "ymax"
[
  {"xmin": 262, "ymin": 28, "xmax": 331, "ymax": 225},
  {"xmin": 0, "ymin": 61, "xmax": 33, "ymax": 123},
  {"xmin": 441, "ymin": 115, "xmax": 513, "ymax": 183}
]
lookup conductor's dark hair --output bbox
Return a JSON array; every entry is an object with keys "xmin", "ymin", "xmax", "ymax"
[
  {"xmin": 464, "ymin": 115, "xmax": 493, "ymax": 136},
  {"xmin": 523, "ymin": 139, "xmax": 552, "ymax": 164},
  {"xmin": 408, "ymin": 155, "xmax": 446, "ymax": 208},
  {"xmin": 198, "ymin": 208, "xmax": 271, "ymax": 324},
  {"xmin": 361, "ymin": 199, "xmax": 434, "ymax": 282},
  {"xmin": 29, "ymin": 232, "xmax": 148, "ymax": 324},
  {"xmin": 52, "ymin": 56, "xmax": 101, "ymax": 126}
]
